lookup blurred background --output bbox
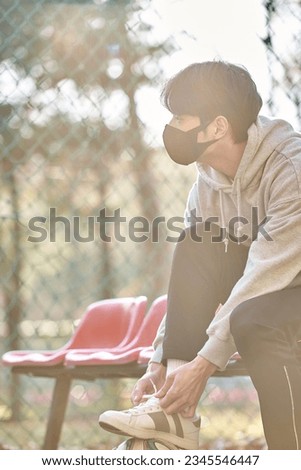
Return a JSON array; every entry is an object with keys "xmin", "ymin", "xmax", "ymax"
[{"xmin": 0, "ymin": 0, "xmax": 300, "ymax": 449}]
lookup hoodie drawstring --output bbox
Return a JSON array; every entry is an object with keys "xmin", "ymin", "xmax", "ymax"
[
  {"xmin": 236, "ymin": 178, "xmax": 243, "ymax": 245},
  {"xmin": 219, "ymin": 177, "xmax": 242, "ymax": 253},
  {"xmin": 218, "ymin": 189, "xmax": 229, "ymax": 253}
]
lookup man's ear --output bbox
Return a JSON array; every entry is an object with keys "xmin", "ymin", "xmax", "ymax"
[
  {"xmin": 212, "ymin": 115, "xmax": 229, "ymax": 139},
  {"xmin": 197, "ymin": 115, "xmax": 229, "ymax": 142}
]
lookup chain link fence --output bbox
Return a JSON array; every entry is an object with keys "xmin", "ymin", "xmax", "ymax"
[{"xmin": 0, "ymin": 0, "xmax": 300, "ymax": 449}]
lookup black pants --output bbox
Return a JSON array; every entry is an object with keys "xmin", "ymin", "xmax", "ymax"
[{"xmin": 162, "ymin": 224, "xmax": 301, "ymax": 449}]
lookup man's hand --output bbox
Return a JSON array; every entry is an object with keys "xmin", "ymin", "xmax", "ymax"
[
  {"xmin": 131, "ymin": 362, "xmax": 166, "ymax": 405},
  {"xmin": 155, "ymin": 356, "xmax": 217, "ymax": 418}
]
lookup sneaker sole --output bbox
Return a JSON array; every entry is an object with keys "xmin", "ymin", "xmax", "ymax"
[{"xmin": 99, "ymin": 416, "xmax": 199, "ymax": 450}]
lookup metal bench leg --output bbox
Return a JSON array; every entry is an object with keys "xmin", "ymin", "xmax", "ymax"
[{"xmin": 42, "ymin": 374, "xmax": 72, "ymax": 450}]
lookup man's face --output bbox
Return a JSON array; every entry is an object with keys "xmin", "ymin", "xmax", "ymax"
[{"xmin": 163, "ymin": 114, "xmax": 218, "ymax": 165}]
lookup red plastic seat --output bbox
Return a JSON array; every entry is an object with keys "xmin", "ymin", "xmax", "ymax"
[
  {"xmin": 2, "ymin": 296, "xmax": 147, "ymax": 367},
  {"xmin": 64, "ymin": 294, "xmax": 167, "ymax": 366}
]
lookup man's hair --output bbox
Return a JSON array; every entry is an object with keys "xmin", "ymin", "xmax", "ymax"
[{"xmin": 161, "ymin": 60, "xmax": 263, "ymax": 142}]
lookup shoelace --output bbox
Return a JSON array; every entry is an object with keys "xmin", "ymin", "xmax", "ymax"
[
  {"xmin": 128, "ymin": 395, "xmax": 161, "ymax": 415},
  {"xmin": 124, "ymin": 380, "xmax": 160, "ymax": 414}
]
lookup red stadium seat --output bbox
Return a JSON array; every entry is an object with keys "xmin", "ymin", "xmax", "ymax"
[
  {"xmin": 64, "ymin": 294, "xmax": 167, "ymax": 366},
  {"xmin": 2, "ymin": 296, "xmax": 147, "ymax": 367}
]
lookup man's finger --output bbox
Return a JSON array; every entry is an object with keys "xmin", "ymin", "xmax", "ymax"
[
  {"xmin": 155, "ymin": 376, "xmax": 174, "ymax": 398},
  {"xmin": 131, "ymin": 380, "xmax": 150, "ymax": 404},
  {"xmin": 180, "ymin": 405, "xmax": 196, "ymax": 418},
  {"xmin": 131, "ymin": 387, "xmax": 143, "ymax": 404}
]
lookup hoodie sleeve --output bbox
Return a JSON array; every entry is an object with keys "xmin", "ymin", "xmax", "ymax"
[{"xmin": 200, "ymin": 195, "xmax": 301, "ymax": 369}]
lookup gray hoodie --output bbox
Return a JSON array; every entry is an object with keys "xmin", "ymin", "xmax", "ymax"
[{"xmin": 151, "ymin": 115, "xmax": 301, "ymax": 370}]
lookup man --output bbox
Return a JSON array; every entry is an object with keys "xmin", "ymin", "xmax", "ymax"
[{"xmin": 99, "ymin": 60, "xmax": 301, "ymax": 450}]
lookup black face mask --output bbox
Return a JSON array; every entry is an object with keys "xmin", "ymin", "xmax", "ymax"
[{"xmin": 162, "ymin": 123, "xmax": 217, "ymax": 165}]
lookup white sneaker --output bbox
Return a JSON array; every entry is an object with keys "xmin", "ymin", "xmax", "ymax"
[{"xmin": 98, "ymin": 396, "xmax": 200, "ymax": 450}]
